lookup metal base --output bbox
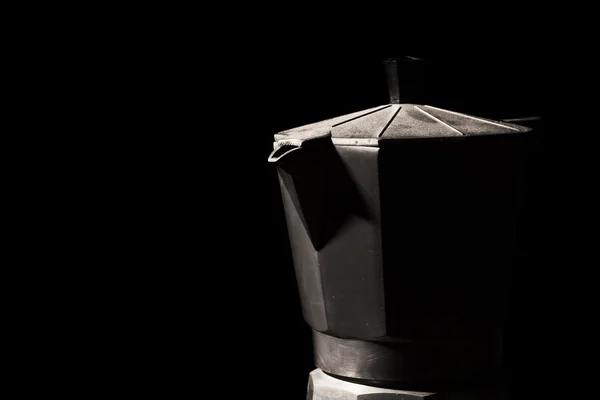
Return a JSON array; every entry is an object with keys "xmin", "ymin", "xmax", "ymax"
[
  {"xmin": 307, "ymin": 369, "xmax": 508, "ymax": 400},
  {"xmin": 313, "ymin": 330, "xmax": 501, "ymax": 386}
]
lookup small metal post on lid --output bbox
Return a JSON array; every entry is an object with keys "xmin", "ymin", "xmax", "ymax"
[{"xmin": 384, "ymin": 56, "xmax": 425, "ymax": 104}]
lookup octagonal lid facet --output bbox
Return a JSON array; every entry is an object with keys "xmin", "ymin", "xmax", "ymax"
[{"xmin": 274, "ymin": 104, "xmax": 531, "ymax": 146}]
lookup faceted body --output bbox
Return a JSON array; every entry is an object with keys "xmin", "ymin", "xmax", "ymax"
[{"xmin": 271, "ymin": 103, "xmax": 533, "ymax": 385}]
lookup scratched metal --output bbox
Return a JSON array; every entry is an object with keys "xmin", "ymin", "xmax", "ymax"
[
  {"xmin": 418, "ymin": 105, "xmax": 529, "ymax": 136},
  {"xmin": 273, "ymin": 104, "xmax": 530, "ymax": 145},
  {"xmin": 333, "ymin": 105, "xmax": 401, "ymax": 138},
  {"xmin": 308, "ymin": 368, "xmax": 435, "ymax": 400},
  {"xmin": 307, "ymin": 368, "xmax": 508, "ymax": 400},
  {"xmin": 277, "ymin": 105, "xmax": 391, "ymax": 137},
  {"xmin": 379, "ymin": 104, "xmax": 462, "ymax": 138}
]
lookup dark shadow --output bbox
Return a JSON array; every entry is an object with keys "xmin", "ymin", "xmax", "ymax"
[
  {"xmin": 377, "ymin": 133, "xmax": 535, "ymax": 341},
  {"xmin": 274, "ymin": 139, "xmax": 373, "ymax": 251}
]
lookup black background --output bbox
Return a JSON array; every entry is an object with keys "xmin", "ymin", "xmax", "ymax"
[{"xmin": 23, "ymin": 9, "xmax": 598, "ymax": 398}]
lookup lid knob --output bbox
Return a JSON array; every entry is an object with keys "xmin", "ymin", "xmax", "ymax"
[{"xmin": 384, "ymin": 56, "xmax": 425, "ymax": 104}]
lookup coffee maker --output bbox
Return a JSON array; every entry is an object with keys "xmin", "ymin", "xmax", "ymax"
[{"xmin": 268, "ymin": 56, "xmax": 536, "ymax": 399}]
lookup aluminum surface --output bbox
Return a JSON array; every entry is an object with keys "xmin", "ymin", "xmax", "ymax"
[
  {"xmin": 308, "ymin": 368, "xmax": 508, "ymax": 400},
  {"xmin": 276, "ymin": 104, "xmax": 530, "ymax": 144}
]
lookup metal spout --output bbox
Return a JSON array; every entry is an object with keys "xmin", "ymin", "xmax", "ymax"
[
  {"xmin": 268, "ymin": 128, "xmax": 371, "ymax": 250},
  {"xmin": 268, "ymin": 128, "xmax": 332, "ymax": 164}
]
